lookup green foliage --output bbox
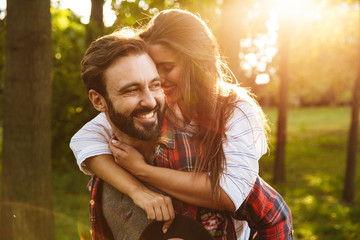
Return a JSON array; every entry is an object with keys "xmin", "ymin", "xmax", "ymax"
[
  {"xmin": 110, "ymin": 0, "xmax": 175, "ymax": 27},
  {"xmin": 51, "ymin": 7, "xmax": 98, "ymax": 169},
  {"xmin": 288, "ymin": 3, "xmax": 358, "ymax": 106},
  {"xmin": 109, "ymin": 0, "xmax": 218, "ymax": 28},
  {"xmin": 261, "ymin": 106, "xmax": 360, "ymax": 240}
]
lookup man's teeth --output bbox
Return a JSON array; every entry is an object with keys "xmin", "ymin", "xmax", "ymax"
[{"xmin": 138, "ymin": 112, "xmax": 154, "ymax": 119}]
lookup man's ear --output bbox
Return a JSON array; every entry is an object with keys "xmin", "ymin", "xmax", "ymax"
[{"xmin": 89, "ymin": 89, "xmax": 107, "ymax": 112}]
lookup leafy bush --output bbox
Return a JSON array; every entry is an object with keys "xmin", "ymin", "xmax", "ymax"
[{"xmin": 51, "ymin": 8, "xmax": 98, "ymax": 170}]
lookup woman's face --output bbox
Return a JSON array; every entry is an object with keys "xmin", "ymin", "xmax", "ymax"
[{"xmin": 148, "ymin": 44, "xmax": 183, "ymax": 105}]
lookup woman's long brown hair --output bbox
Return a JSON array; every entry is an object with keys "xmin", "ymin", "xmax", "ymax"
[{"xmin": 140, "ymin": 9, "xmax": 269, "ymax": 199}]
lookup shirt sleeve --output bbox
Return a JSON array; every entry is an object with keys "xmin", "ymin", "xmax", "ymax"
[
  {"xmin": 220, "ymin": 101, "xmax": 268, "ymax": 210},
  {"xmin": 69, "ymin": 113, "xmax": 113, "ymax": 175}
]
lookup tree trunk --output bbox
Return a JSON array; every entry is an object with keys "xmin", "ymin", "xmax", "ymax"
[
  {"xmin": 0, "ymin": 0, "xmax": 54, "ymax": 239},
  {"xmin": 87, "ymin": 0, "xmax": 105, "ymax": 44},
  {"xmin": 218, "ymin": 0, "xmax": 242, "ymax": 83},
  {"xmin": 273, "ymin": 14, "xmax": 290, "ymax": 183},
  {"xmin": 343, "ymin": 1, "xmax": 360, "ymax": 203}
]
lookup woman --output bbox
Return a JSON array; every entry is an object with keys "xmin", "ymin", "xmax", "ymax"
[{"xmin": 71, "ymin": 9, "xmax": 268, "ymax": 239}]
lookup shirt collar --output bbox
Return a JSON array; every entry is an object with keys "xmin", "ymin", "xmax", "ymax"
[{"xmin": 158, "ymin": 117, "xmax": 176, "ymax": 150}]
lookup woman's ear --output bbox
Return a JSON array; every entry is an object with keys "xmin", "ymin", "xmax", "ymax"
[{"xmin": 89, "ymin": 89, "xmax": 107, "ymax": 112}]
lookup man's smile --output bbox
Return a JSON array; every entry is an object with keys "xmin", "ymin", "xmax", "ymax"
[{"xmin": 133, "ymin": 110, "xmax": 157, "ymax": 123}]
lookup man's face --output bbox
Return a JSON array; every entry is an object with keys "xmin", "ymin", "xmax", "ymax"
[{"xmin": 103, "ymin": 53, "xmax": 166, "ymax": 141}]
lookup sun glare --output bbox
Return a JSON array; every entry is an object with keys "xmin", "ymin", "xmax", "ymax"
[
  {"xmin": 239, "ymin": 10, "xmax": 279, "ymax": 83},
  {"xmin": 0, "ymin": 0, "xmax": 5, "ymax": 19},
  {"xmin": 271, "ymin": 0, "xmax": 325, "ymax": 24},
  {"xmin": 239, "ymin": 0, "xmax": 325, "ymax": 85}
]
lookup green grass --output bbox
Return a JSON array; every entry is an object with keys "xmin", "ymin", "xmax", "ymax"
[
  {"xmin": 261, "ymin": 106, "xmax": 360, "ymax": 240},
  {"xmin": 52, "ymin": 166, "xmax": 91, "ymax": 240},
  {"xmin": 47, "ymin": 106, "xmax": 360, "ymax": 239}
]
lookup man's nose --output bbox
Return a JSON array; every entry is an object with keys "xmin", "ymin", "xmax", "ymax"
[{"xmin": 139, "ymin": 89, "xmax": 157, "ymax": 109}]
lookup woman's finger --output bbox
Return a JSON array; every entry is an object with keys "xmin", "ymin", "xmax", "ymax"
[
  {"xmin": 162, "ymin": 219, "xmax": 173, "ymax": 234},
  {"xmin": 110, "ymin": 136, "xmax": 135, "ymax": 153},
  {"xmin": 144, "ymin": 204, "xmax": 155, "ymax": 220},
  {"xmin": 153, "ymin": 202, "xmax": 163, "ymax": 222}
]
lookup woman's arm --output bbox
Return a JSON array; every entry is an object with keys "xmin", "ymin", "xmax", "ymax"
[
  {"xmin": 109, "ymin": 101, "xmax": 267, "ymax": 212},
  {"xmin": 109, "ymin": 139, "xmax": 236, "ymax": 211},
  {"xmin": 219, "ymin": 101, "xmax": 267, "ymax": 210},
  {"xmin": 69, "ymin": 113, "xmax": 175, "ymax": 229},
  {"xmin": 85, "ymin": 154, "xmax": 175, "ymax": 224}
]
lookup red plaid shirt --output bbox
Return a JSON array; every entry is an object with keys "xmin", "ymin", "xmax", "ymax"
[
  {"xmin": 88, "ymin": 117, "xmax": 236, "ymax": 240},
  {"xmin": 233, "ymin": 177, "xmax": 293, "ymax": 239},
  {"xmin": 87, "ymin": 118, "xmax": 293, "ymax": 240}
]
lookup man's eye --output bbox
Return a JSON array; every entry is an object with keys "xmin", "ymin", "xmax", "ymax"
[
  {"xmin": 125, "ymin": 88, "xmax": 138, "ymax": 94},
  {"xmin": 151, "ymin": 81, "xmax": 162, "ymax": 90}
]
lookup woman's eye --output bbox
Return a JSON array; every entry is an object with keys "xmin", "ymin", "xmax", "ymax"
[
  {"xmin": 164, "ymin": 66, "xmax": 174, "ymax": 72},
  {"xmin": 159, "ymin": 64, "xmax": 174, "ymax": 73}
]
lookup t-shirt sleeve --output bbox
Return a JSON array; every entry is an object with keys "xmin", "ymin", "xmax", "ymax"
[
  {"xmin": 220, "ymin": 101, "xmax": 267, "ymax": 210},
  {"xmin": 69, "ymin": 113, "xmax": 113, "ymax": 175}
]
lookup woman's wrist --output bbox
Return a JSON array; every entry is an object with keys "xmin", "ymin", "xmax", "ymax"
[{"xmin": 131, "ymin": 162, "xmax": 153, "ymax": 180}]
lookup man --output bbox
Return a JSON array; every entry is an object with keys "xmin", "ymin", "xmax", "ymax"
[
  {"xmin": 72, "ymin": 31, "xmax": 293, "ymax": 240},
  {"xmin": 75, "ymin": 31, "xmax": 235, "ymax": 239},
  {"xmin": 79, "ymin": 32, "xmax": 175, "ymax": 239}
]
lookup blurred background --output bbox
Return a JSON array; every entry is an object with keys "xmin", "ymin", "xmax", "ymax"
[{"xmin": 0, "ymin": 0, "xmax": 359, "ymax": 239}]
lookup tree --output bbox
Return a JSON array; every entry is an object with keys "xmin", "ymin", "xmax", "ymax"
[
  {"xmin": 0, "ymin": 0, "xmax": 54, "ymax": 239},
  {"xmin": 218, "ymin": 0, "xmax": 269, "ymax": 88},
  {"xmin": 273, "ymin": 4, "xmax": 292, "ymax": 183},
  {"xmin": 218, "ymin": 0, "xmax": 243, "ymax": 83},
  {"xmin": 343, "ymin": 0, "xmax": 360, "ymax": 203},
  {"xmin": 87, "ymin": 0, "xmax": 105, "ymax": 44}
]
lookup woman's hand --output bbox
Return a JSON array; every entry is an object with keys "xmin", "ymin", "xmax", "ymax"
[
  {"xmin": 131, "ymin": 186, "xmax": 175, "ymax": 233},
  {"xmin": 109, "ymin": 136, "xmax": 147, "ymax": 175},
  {"xmin": 109, "ymin": 137, "xmax": 174, "ymax": 233}
]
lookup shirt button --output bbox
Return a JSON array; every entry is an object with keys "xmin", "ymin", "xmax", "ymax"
[{"xmin": 90, "ymin": 200, "xmax": 95, "ymax": 205}]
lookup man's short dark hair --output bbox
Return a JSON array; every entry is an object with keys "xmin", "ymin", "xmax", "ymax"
[{"xmin": 81, "ymin": 30, "xmax": 147, "ymax": 97}]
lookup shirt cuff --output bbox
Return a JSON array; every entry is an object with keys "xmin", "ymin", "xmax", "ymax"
[
  {"xmin": 77, "ymin": 144, "xmax": 112, "ymax": 175},
  {"xmin": 220, "ymin": 174, "xmax": 253, "ymax": 210}
]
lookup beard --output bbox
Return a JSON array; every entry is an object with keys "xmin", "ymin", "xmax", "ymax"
[{"xmin": 106, "ymin": 99, "xmax": 166, "ymax": 141}]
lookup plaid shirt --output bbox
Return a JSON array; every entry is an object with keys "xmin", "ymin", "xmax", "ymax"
[
  {"xmin": 88, "ymin": 117, "xmax": 236, "ymax": 240},
  {"xmin": 88, "ymin": 176, "xmax": 113, "ymax": 239},
  {"xmin": 233, "ymin": 177, "xmax": 293, "ymax": 240},
  {"xmin": 87, "ymin": 117, "xmax": 293, "ymax": 240}
]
